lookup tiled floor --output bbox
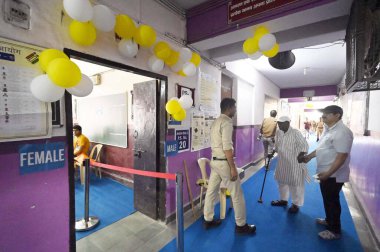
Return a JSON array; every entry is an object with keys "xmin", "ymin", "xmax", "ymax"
[{"xmin": 76, "ymin": 160, "xmax": 379, "ymax": 252}]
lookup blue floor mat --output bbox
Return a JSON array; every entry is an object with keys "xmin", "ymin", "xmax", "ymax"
[
  {"xmin": 161, "ymin": 139, "xmax": 363, "ymax": 251},
  {"xmin": 75, "ymin": 175, "xmax": 135, "ymax": 240}
]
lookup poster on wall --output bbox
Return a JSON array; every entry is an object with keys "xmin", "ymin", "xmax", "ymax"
[
  {"xmin": 0, "ymin": 37, "xmax": 51, "ymax": 142},
  {"xmin": 199, "ymin": 72, "xmax": 219, "ymax": 113},
  {"xmin": 191, "ymin": 111, "xmax": 216, "ymax": 151}
]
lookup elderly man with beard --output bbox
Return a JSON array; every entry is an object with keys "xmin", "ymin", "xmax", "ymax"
[{"xmin": 270, "ymin": 115, "xmax": 309, "ymax": 214}]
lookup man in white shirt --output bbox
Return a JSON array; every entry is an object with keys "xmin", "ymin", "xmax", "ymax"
[
  {"xmin": 304, "ymin": 105, "xmax": 353, "ymax": 240},
  {"xmin": 270, "ymin": 116, "xmax": 309, "ymax": 214},
  {"xmin": 203, "ymin": 98, "xmax": 256, "ymax": 235}
]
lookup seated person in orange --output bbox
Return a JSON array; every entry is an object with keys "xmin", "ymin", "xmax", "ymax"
[{"xmin": 73, "ymin": 124, "xmax": 90, "ymax": 165}]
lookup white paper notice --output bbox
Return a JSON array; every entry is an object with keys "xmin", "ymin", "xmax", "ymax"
[
  {"xmin": 200, "ymin": 72, "xmax": 219, "ymax": 113},
  {"xmin": 0, "ymin": 38, "xmax": 50, "ymax": 141}
]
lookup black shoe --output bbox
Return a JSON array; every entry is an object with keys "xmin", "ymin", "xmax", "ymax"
[
  {"xmin": 271, "ymin": 200, "xmax": 288, "ymax": 206},
  {"xmin": 235, "ymin": 224, "xmax": 256, "ymax": 234},
  {"xmin": 203, "ymin": 219, "xmax": 222, "ymax": 230},
  {"xmin": 288, "ymin": 204, "xmax": 299, "ymax": 214}
]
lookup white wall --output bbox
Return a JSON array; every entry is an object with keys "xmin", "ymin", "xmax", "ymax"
[
  {"xmin": 236, "ymin": 79, "xmax": 254, "ymax": 126},
  {"xmin": 369, "ymin": 90, "xmax": 380, "ymax": 132},
  {"xmin": 226, "ymin": 59, "xmax": 280, "ymax": 125}
]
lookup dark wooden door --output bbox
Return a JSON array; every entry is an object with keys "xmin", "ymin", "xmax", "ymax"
[{"xmin": 133, "ymin": 80, "xmax": 159, "ymax": 219}]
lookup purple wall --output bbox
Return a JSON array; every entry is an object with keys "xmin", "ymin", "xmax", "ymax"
[
  {"xmin": 0, "ymin": 137, "xmax": 70, "ymax": 252},
  {"xmin": 280, "ymin": 85, "xmax": 337, "ymax": 98},
  {"xmin": 234, "ymin": 125, "xmax": 263, "ymax": 167},
  {"xmin": 187, "ymin": 0, "xmax": 334, "ymax": 43},
  {"xmin": 349, "ymin": 134, "xmax": 380, "ymax": 238},
  {"xmin": 166, "ymin": 126, "xmax": 262, "ymax": 215}
]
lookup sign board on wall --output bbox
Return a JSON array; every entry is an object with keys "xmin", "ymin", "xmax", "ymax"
[
  {"xmin": 165, "ymin": 140, "xmax": 178, "ymax": 157},
  {"xmin": 19, "ymin": 142, "xmax": 65, "ymax": 174},
  {"xmin": 228, "ymin": 0, "xmax": 300, "ymax": 23},
  {"xmin": 175, "ymin": 129, "xmax": 190, "ymax": 152}
]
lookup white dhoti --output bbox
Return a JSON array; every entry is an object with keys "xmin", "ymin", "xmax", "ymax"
[
  {"xmin": 203, "ymin": 160, "xmax": 247, "ymax": 226},
  {"xmin": 278, "ymin": 183, "xmax": 305, "ymax": 206}
]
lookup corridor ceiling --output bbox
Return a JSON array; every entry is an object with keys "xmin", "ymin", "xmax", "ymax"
[{"xmin": 169, "ymin": 0, "xmax": 354, "ymax": 89}]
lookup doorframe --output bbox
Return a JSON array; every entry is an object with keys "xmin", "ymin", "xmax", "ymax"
[{"xmin": 63, "ymin": 49, "xmax": 168, "ymax": 250}]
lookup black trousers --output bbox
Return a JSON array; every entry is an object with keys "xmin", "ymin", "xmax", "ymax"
[{"xmin": 319, "ymin": 177, "xmax": 344, "ymax": 234}]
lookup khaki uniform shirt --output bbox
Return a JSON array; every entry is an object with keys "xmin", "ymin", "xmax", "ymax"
[
  {"xmin": 261, "ymin": 117, "xmax": 277, "ymax": 137},
  {"xmin": 210, "ymin": 114, "xmax": 234, "ymax": 159}
]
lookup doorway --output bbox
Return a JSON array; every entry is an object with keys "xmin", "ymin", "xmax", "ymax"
[{"xmin": 64, "ymin": 49, "xmax": 168, "ymax": 244}]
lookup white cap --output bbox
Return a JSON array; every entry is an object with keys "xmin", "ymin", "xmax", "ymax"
[{"xmin": 277, "ymin": 115, "xmax": 291, "ymax": 122}]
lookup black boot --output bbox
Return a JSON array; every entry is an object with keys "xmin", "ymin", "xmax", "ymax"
[{"xmin": 235, "ymin": 224, "xmax": 256, "ymax": 234}]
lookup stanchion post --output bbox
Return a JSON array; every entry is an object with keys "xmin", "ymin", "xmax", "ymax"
[
  {"xmin": 84, "ymin": 158, "xmax": 90, "ymax": 222},
  {"xmin": 176, "ymin": 172, "xmax": 184, "ymax": 252},
  {"xmin": 75, "ymin": 158, "xmax": 100, "ymax": 231}
]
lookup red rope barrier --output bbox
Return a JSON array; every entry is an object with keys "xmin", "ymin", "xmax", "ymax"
[{"xmin": 90, "ymin": 160, "xmax": 176, "ymax": 181}]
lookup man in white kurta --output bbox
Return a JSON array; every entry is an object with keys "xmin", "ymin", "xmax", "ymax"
[{"xmin": 271, "ymin": 116, "xmax": 309, "ymax": 213}]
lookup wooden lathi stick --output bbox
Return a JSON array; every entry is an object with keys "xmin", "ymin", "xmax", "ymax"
[{"xmin": 184, "ymin": 160, "xmax": 196, "ymax": 217}]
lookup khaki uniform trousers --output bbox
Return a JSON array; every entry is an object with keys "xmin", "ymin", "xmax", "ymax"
[{"xmin": 203, "ymin": 160, "xmax": 247, "ymax": 226}]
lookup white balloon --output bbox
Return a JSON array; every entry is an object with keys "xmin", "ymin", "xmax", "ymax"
[
  {"xmin": 179, "ymin": 48, "xmax": 192, "ymax": 62},
  {"xmin": 63, "ymin": 0, "xmax": 93, "ymax": 22},
  {"xmin": 248, "ymin": 51, "xmax": 262, "ymax": 60},
  {"xmin": 30, "ymin": 75, "xmax": 65, "ymax": 102},
  {"xmin": 67, "ymin": 74, "xmax": 93, "ymax": 97},
  {"xmin": 170, "ymin": 60, "xmax": 185, "ymax": 73},
  {"xmin": 148, "ymin": 55, "xmax": 164, "ymax": 72},
  {"xmin": 179, "ymin": 95, "xmax": 193, "ymax": 109},
  {"xmin": 182, "ymin": 62, "xmax": 196, "ymax": 76},
  {"xmin": 92, "ymin": 5, "xmax": 115, "ymax": 32},
  {"xmin": 118, "ymin": 39, "xmax": 138, "ymax": 58},
  {"xmin": 259, "ymin": 34, "xmax": 276, "ymax": 51}
]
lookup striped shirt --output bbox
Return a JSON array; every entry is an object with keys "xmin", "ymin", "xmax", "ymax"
[{"xmin": 274, "ymin": 127, "xmax": 309, "ymax": 186}]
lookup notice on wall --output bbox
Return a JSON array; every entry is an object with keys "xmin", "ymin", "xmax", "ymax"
[
  {"xmin": 0, "ymin": 38, "xmax": 51, "ymax": 142},
  {"xmin": 199, "ymin": 72, "xmax": 219, "ymax": 114},
  {"xmin": 191, "ymin": 111, "xmax": 217, "ymax": 151},
  {"xmin": 175, "ymin": 129, "xmax": 190, "ymax": 152},
  {"xmin": 19, "ymin": 142, "xmax": 65, "ymax": 174}
]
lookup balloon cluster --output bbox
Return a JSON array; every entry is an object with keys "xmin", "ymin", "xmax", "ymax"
[
  {"xmin": 63, "ymin": 0, "xmax": 201, "ymax": 76},
  {"xmin": 30, "ymin": 49, "xmax": 93, "ymax": 102},
  {"xmin": 165, "ymin": 95, "xmax": 193, "ymax": 121},
  {"xmin": 148, "ymin": 44, "xmax": 201, "ymax": 76},
  {"xmin": 242, "ymin": 26, "xmax": 279, "ymax": 60}
]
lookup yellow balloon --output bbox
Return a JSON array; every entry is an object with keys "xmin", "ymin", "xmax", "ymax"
[
  {"xmin": 177, "ymin": 70, "xmax": 186, "ymax": 77},
  {"xmin": 39, "ymin": 49, "xmax": 68, "ymax": 73},
  {"xmin": 243, "ymin": 37, "xmax": 259, "ymax": 54},
  {"xmin": 47, "ymin": 58, "xmax": 81, "ymax": 88},
  {"xmin": 69, "ymin": 21, "xmax": 96, "ymax": 46},
  {"xmin": 172, "ymin": 108, "xmax": 186, "ymax": 121},
  {"xmin": 114, "ymin": 14, "xmax": 136, "ymax": 39},
  {"xmin": 134, "ymin": 25, "xmax": 156, "ymax": 47},
  {"xmin": 154, "ymin": 42, "xmax": 171, "ymax": 60},
  {"xmin": 263, "ymin": 43, "xmax": 280, "ymax": 58},
  {"xmin": 165, "ymin": 100, "xmax": 181, "ymax": 114},
  {"xmin": 253, "ymin": 26, "xmax": 269, "ymax": 39},
  {"xmin": 190, "ymin": 52, "xmax": 201, "ymax": 67},
  {"xmin": 164, "ymin": 50, "xmax": 179, "ymax": 66}
]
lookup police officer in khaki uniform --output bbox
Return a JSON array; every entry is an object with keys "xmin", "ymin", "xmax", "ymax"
[{"xmin": 203, "ymin": 98, "xmax": 256, "ymax": 235}]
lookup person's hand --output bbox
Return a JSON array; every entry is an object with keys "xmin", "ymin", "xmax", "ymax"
[
  {"xmin": 230, "ymin": 168, "xmax": 238, "ymax": 181},
  {"xmin": 303, "ymin": 154, "xmax": 312, "ymax": 163},
  {"xmin": 297, "ymin": 152, "xmax": 306, "ymax": 163},
  {"xmin": 317, "ymin": 172, "xmax": 329, "ymax": 181}
]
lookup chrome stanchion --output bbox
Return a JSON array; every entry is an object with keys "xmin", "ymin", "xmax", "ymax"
[
  {"xmin": 176, "ymin": 172, "xmax": 184, "ymax": 252},
  {"xmin": 75, "ymin": 158, "xmax": 100, "ymax": 231}
]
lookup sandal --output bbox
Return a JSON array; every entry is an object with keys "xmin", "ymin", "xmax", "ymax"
[
  {"xmin": 288, "ymin": 204, "xmax": 299, "ymax": 213},
  {"xmin": 271, "ymin": 200, "xmax": 288, "ymax": 206},
  {"xmin": 318, "ymin": 230, "xmax": 341, "ymax": 240}
]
